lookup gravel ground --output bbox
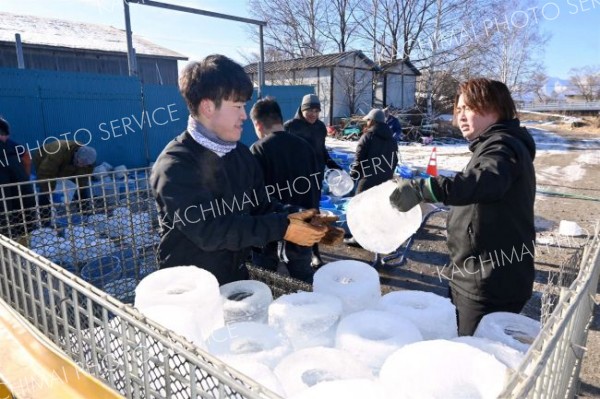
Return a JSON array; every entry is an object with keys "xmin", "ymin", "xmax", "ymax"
[{"xmin": 317, "ymin": 127, "xmax": 600, "ymax": 397}]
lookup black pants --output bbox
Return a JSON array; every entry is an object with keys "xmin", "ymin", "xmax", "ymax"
[
  {"xmin": 449, "ymin": 287, "xmax": 528, "ymax": 336},
  {"xmin": 252, "ymin": 242, "xmax": 314, "ymax": 284}
]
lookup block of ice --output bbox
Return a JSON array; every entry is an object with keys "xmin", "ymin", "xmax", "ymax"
[
  {"xmin": 220, "ymin": 280, "xmax": 273, "ymax": 324},
  {"xmin": 335, "ymin": 310, "xmax": 422, "ymax": 374},
  {"xmin": 474, "ymin": 312, "xmax": 540, "ymax": 353},
  {"xmin": 206, "ymin": 322, "xmax": 291, "ymax": 369},
  {"xmin": 558, "ymin": 220, "xmax": 584, "ymax": 236},
  {"xmin": 313, "ymin": 260, "xmax": 380, "ymax": 314},
  {"xmin": 140, "ymin": 305, "xmax": 206, "ymax": 347},
  {"xmin": 290, "ymin": 378, "xmax": 388, "ymax": 399},
  {"xmin": 379, "ymin": 340, "xmax": 508, "ymax": 399},
  {"xmin": 274, "ymin": 347, "xmax": 373, "ymax": 397},
  {"xmin": 379, "ymin": 290, "xmax": 458, "ymax": 340},
  {"xmin": 346, "ymin": 180, "xmax": 422, "ymax": 254},
  {"xmin": 452, "ymin": 336, "xmax": 525, "ymax": 370},
  {"xmin": 268, "ymin": 292, "xmax": 343, "ymax": 349},
  {"xmin": 226, "ymin": 359, "xmax": 285, "ymax": 396},
  {"xmin": 134, "ymin": 266, "xmax": 224, "ymax": 340}
]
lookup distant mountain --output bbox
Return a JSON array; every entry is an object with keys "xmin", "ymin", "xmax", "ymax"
[{"xmin": 542, "ymin": 77, "xmax": 572, "ymax": 98}]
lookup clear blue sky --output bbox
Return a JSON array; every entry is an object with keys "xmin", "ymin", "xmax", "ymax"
[{"xmin": 1, "ymin": 0, "xmax": 598, "ymax": 79}]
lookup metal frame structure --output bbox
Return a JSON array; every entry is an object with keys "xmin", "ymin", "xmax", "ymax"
[
  {"xmin": 499, "ymin": 223, "xmax": 600, "ymax": 398},
  {"xmin": 0, "ymin": 168, "xmax": 599, "ymax": 398},
  {"xmin": 123, "ymin": 0, "xmax": 267, "ymax": 97}
]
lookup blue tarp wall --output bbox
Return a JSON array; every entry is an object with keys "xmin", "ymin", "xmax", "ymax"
[{"xmin": 0, "ymin": 67, "xmax": 314, "ymax": 168}]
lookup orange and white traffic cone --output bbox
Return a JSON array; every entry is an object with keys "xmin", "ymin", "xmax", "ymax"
[{"xmin": 426, "ymin": 147, "xmax": 438, "ymax": 176}]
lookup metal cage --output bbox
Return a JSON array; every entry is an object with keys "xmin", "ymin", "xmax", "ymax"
[{"xmin": 1, "ymin": 167, "xmax": 599, "ymax": 398}]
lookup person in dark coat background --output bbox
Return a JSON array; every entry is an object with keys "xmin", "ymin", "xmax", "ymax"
[
  {"xmin": 32, "ymin": 140, "xmax": 96, "ymax": 222},
  {"xmin": 350, "ymin": 108, "xmax": 399, "ymax": 194},
  {"xmin": 344, "ymin": 108, "xmax": 398, "ymax": 247},
  {"xmin": 0, "ymin": 118, "xmax": 36, "ymax": 238},
  {"xmin": 284, "ymin": 94, "xmax": 342, "ymax": 268},
  {"xmin": 250, "ymin": 97, "xmax": 324, "ymax": 283},
  {"xmin": 0, "ymin": 116, "xmax": 31, "ymax": 178},
  {"xmin": 389, "ymin": 78, "xmax": 536, "ymax": 336},
  {"xmin": 150, "ymin": 55, "xmax": 327, "ymax": 285}
]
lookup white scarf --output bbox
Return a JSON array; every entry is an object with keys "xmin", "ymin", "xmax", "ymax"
[{"xmin": 187, "ymin": 116, "xmax": 237, "ymax": 157}]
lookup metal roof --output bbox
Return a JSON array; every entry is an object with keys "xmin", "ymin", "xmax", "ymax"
[
  {"xmin": 0, "ymin": 12, "xmax": 187, "ymax": 60},
  {"xmin": 244, "ymin": 50, "xmax": 382, "ymax": 73},
  {"xmin": 379, "ymin": 59, "xmax": 421, "ymax": 76}
]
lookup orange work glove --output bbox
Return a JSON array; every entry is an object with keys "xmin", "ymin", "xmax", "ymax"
[
  {"xmin": 320, "ymin": 226, "xmax": 346, "ymax": 245},
  {"xmin": 284, "ymin": 210, "xmax": 327, "ymax": 246},
  {"xmin": 309, "ymin": 214, "xmax": 345, "ymax": 246}
]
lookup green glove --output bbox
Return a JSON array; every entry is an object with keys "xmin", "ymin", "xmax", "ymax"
[{"xmin": 389, "ymin": 179, "xmax": 424, "ymax": 212}]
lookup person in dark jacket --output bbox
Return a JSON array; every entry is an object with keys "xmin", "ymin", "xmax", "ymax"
[
  {"xmin": 0, "ymin": 116, "xmax": 31, "ymax": 177},
  {"xmin": 150, "ymin": 55, "xmax": 327, "ymax": 285},
  {"xmin": 344, "ymin": 108, "xmax": 399, "ymax": 247},
  {"xmin": 389, "ymin": 78, "xmax": 536, "ymax": 336},
  {"xmin": 32, "ymin": 140, "xmax": 96, "ymax": 222},
  {"xmin": 284, "ymin": 94, "xmax": 342, "ymax": 268},
  {"xmin": 250, "ymin": 97, "xmax": 324, "ymax": 283},
  {"xmin": 350, "ymin": 108, "xmax": 399, "ymax": 194},
  {"xmin": 0, "ymin": 138, "xmax": 36, "ymax": 238}
]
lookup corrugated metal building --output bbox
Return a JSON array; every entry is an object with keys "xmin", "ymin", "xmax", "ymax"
[
  {"xmin": 245, "ymin": 51, "xmax": 420, "ymax": 125},
  {"xmin": 0, "ymin": 12, "xmax": 187, "ymax": 85}
]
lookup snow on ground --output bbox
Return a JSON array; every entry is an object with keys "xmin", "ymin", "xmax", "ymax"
[
  {"xmin": 326, "ymin": 137, "xmax": 471, "ymax": 176},
  {"xmin": 327, "ymin": 125, "xmax": 600, "ymax": 185}
]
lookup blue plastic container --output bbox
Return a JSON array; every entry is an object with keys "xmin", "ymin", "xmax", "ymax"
[
  {"xmin": 81, "ymin": 256, "xmax": 122, "ymax": 289},
  {"xmin": 397, "ymin": 164, "xmax": 415, "ymax": 179},
  {"xmin": 333, "ymin": 198, "xmax": 352, "ymax": 212},
  {"xmin": 320, "ymin": 195, "xmax": 334, "ymax": 209},
  {"xmin": 112, "ymin": 247, "xmax": 137, "ymax": 279}
]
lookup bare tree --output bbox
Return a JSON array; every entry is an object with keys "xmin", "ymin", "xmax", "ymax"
[
  {"xmin": 355, "ymin": 0, "xmax": 436, "ymax": 63},
  {"xmin": 247, "ymin": 0, "xmax": 327, "ymax": 59},
  {"xmin": 529, "ymin": 71, "xmax": 549, "ymax": 102},
  {"xmin": 318, "ymin": 0, "xmax": 361, "ymax": 52},
  {"xmin": 474, "ymin": 0, "xmax": 549, "ymax": 96},
  {"xmin": 569, "ymin": 65, "xmax": 600, "ymax": 101}
]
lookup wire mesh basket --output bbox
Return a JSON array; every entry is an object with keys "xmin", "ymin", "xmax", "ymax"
[
  {"xmin": 1, "ymin": 166, "xmax": 599, "ymax": 399},
  {"xmin": 0, "ymin": 167, "xmax": 310, "ymax": 398}
]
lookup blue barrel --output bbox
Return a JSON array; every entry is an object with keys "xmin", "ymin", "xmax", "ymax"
[{"xmin": 81, "ymin": 256, "xmax": 122, "ymax": 289}]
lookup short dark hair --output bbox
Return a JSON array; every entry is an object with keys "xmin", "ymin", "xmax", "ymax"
[
  {"xmin": 454, "ymin": 78, "xmax": 516, "ymax": 122},
  {"xmin": 250, "ymin": 96, "xmax": 283, "ymax": 129},
  {"xmin": 0, "ymin": 116, "xmax": 9, "ymax": 136},
  {"xmin": 179, "ymin": 54, "xmax": 254, "ymax": 117}
]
